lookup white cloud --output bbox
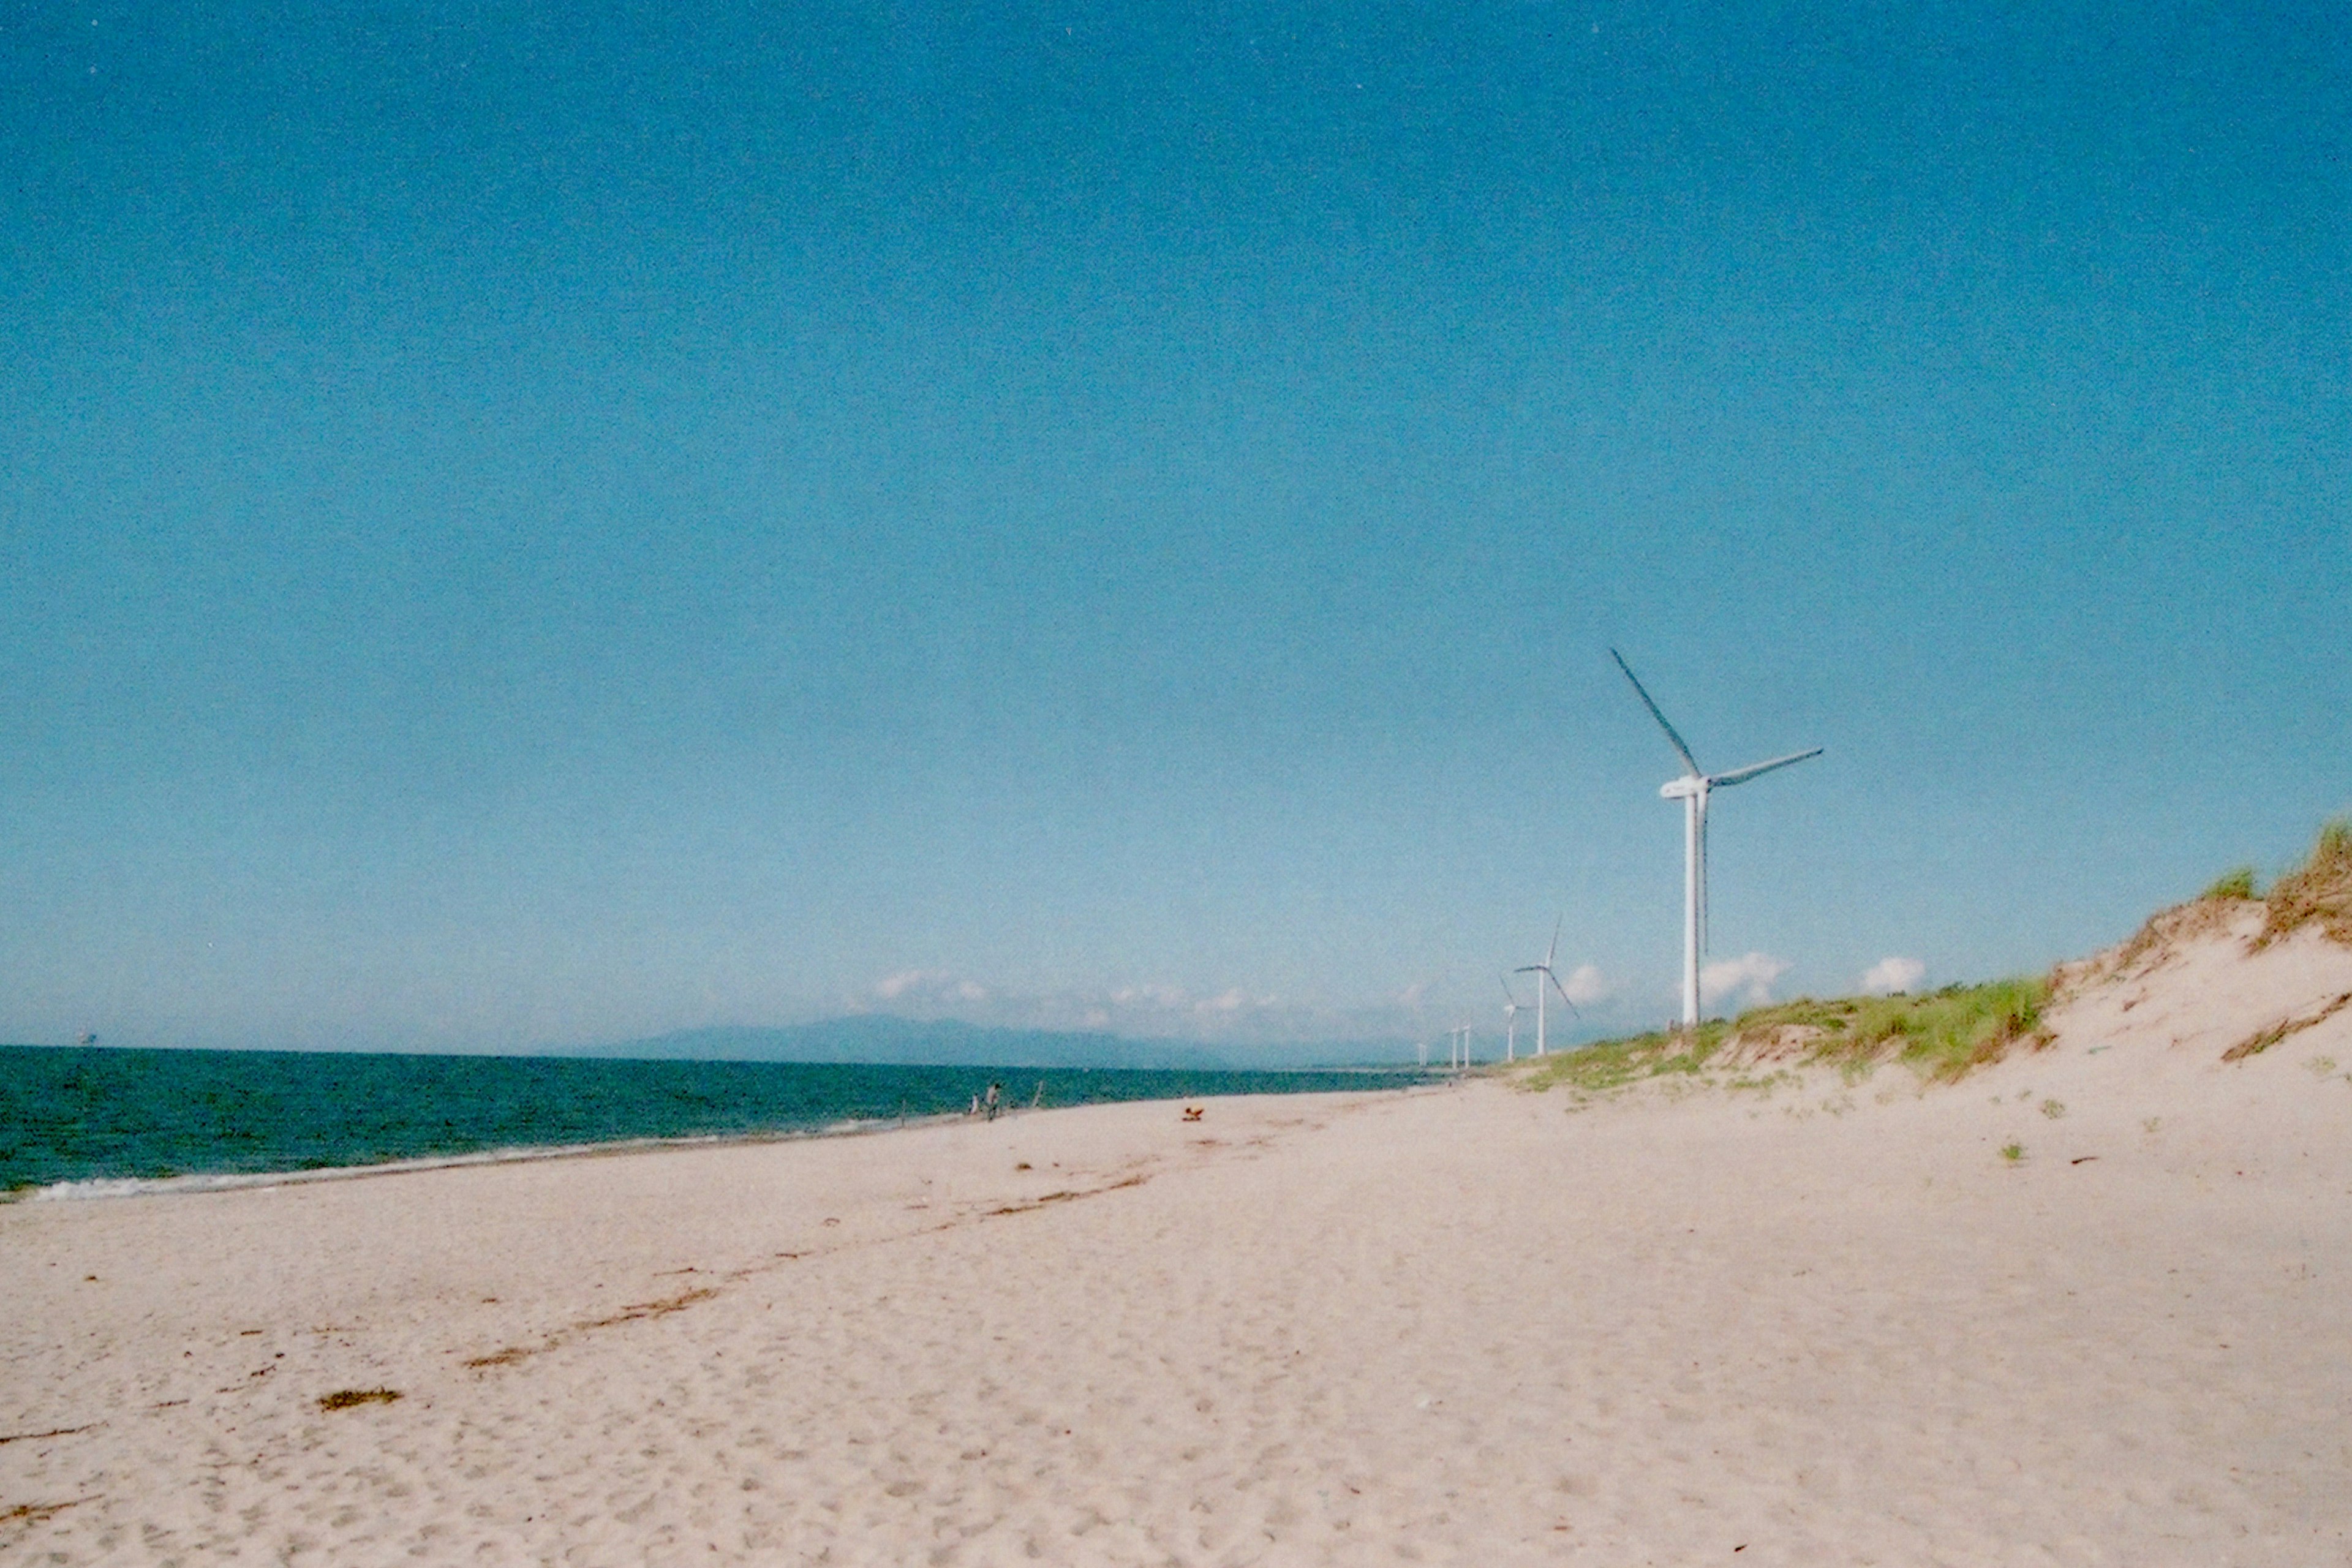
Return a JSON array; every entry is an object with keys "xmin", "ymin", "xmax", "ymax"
[
  {"xmin": 1560, "ymin": 963, "xmax": 1610, "ymax": 1005},
  {"xmin": 871, "ymin": 970, "xmax": 990, "ymax": 1006},
  {"xmin": 1860, "ymin": 956, "xmax": 1927, "ymax": 995},
  {"xmin": 862, "ymin": 971, "xmax": 1301, "ymax": 1041},
  {"xmin": 1700, "ymin": 951, "xmax": 1790, "ymax": 1009},
  {"xmin": 871, "ymin": 970, "xmax": 930, "ymax": 1000},
  {"xmin": 854, "ymin": 968, "xmax": 1532, "ymax": 1051}
]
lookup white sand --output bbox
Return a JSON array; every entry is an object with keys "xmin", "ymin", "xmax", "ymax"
[{"xmin": 7, "ymin": 915, "xmax": 2351, "ymax": 1564}]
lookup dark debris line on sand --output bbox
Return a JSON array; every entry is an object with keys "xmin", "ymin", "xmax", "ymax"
[{"xmin": 0, "ymin": 1422, "xmax": 104, "ymax": 1446}]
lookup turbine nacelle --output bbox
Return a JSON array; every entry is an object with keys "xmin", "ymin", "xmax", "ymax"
[{"xmin": 1659, "ymin": 776, "xmax": 1706, "ymax": 800}]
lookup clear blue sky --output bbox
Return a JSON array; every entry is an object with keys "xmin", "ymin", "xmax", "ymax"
[{"xmin": 3, "ymin": 1, "xmax": 2345, "ymax": 1055}]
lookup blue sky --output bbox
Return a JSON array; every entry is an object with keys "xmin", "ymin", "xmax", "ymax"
[{"xmin": 3, "ymin": 1, "xmax": 2345, "ymax": 1056}]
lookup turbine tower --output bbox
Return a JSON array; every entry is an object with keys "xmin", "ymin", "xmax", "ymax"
[
  {"xmin": 1499, "ymin": 976, "xmax": 1521, "ymax": 1062},
  {"xmin": 1611, "ymin": 650, "xmax": 1822, "ymax": 1032},
  {"xmin": 1513, "ymin": 916, "xmax": 1580, "ymax": 1057}
]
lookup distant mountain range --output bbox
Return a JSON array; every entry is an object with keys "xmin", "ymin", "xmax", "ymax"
[{"xmin": 582, "ymin": 1016, "xmax": 1413, "ymax": 1071}]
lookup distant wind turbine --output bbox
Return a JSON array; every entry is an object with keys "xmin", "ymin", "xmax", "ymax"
[
  {"xmin": 1611, "ymin": 649, "xmax": 1822, "ymax": 1032},
  {"xmin": 1499, "ymin": 975, "xmax": 1521, "ymax": 1062},
  {"xmin": 1513, "ymin": 917, "xmax": 1580, "ymax": 1057}
]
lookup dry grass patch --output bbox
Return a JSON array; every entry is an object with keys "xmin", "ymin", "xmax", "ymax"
[
  {"xmin": 2259, "ymin": 819, "xmax": 2352, "ymax": 948},
  {"xmin": 2222, "ymin": 990, "xmax": 2352, "ymax": 1062},
  {"xmin": 317, "ymin": 1387, "xmax": 402, "ymax": 1411}
]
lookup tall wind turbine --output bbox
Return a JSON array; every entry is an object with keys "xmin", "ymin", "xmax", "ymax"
[
  {"xmin": 1611, "ymin": 650, "xmax": 1822, "ymax": 1032},
  {"xmin": 1513, "ymin": 917, "xmax": 1580, "ymax": 1057}
]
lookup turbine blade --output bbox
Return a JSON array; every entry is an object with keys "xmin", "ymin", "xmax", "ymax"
[
  {"xmin": 1547, "ymin": 966, "xmax": 1582, "ymax": 1017},
  {"xmin": 1611, "ymin": 649, "xmax": 1702, "ymax": 776},
  {"xmin": 1499, "ymin": 974, "xmax": 1521, "ymax": 1008},
  {"xmin": 1708, "ymin": 747, "xmax": 1823, "ymax": 788},
  {"xmin": 1546, "ymin": 913, "xmax": 1562, "ymax": 970}
]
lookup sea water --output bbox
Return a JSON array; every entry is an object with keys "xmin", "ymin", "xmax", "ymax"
[{"xmin": 0, "ymin": 1046, "xmax": 1428, "ymax": 1197}]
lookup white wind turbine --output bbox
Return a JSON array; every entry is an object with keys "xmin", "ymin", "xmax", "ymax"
[
  {"xmin": 1611, "ymin": 649, "xmax": 1822, "ymax": 1033},
  {"xmin": 1499, "ymin": 976, "xmax": 1521, "ymax": 1062},
  {"xmin": 1512, "ymin": 916, "xmax": 1579, "ymax": 1057}
]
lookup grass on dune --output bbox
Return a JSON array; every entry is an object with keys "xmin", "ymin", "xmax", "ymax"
[
  {"xmin": 1509, "ymin": 819, "xmax": 2350, "ymax": 1100},
  {"xmin": 1513, "ymin": 976, "xmax": 2052, "ymax": 1094},
  {"xmin": 2184, "ymin": 818, "xmax": 2352, "ymax": 946},
  {"xmin": 2203, "ymin": 866, "xmax": 2259, "ymax": 902},
  {"xmin": 2110, "ymin": 818, "xmax": 2352, "ymax": 969},
  {"xmin": 1512, "ymin": 1020, "xmax": 1733, "ymax": 1094},
  {"xmin": 2259, "ymin": 818, "xmax": 2352, "ymax": 948}
]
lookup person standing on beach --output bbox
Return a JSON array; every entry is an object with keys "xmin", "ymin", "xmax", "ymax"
[{"xmin": 983, "ymin": 1082, "xmax": 1001, "ymax": 1121}]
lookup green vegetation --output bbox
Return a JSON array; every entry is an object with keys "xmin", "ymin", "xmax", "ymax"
[
  {"xmin": 1513, "ymin": 1020, "xmax": 1730, "ymax": 1095},
  {"xmin": 1512, "ymin": 815, "xmax": 2352, "ymax": 1104},
  {"xmin": 1512, "ymin": 975, "xmax": 2051, "ymax": 1095},
  {"xmin": 2259, "ymin": 818, "xmax": 2352, "ymax": 948},
  {"xmin": 1999, "ymin": 1141, "xmax": 2026, "ymax": 1163},
  {"xmin": 2110, "ymin": 822, "xmax": 2352, "ymax": 974},
  {"xmin": 2203, "ymin": 866, "xmax": 2259, "ymax": 901}
]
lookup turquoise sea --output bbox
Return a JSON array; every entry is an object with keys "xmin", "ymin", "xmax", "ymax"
[{"xmin": 0, "ymin": 1045, "xmax": 1429, "ymax": 1197}]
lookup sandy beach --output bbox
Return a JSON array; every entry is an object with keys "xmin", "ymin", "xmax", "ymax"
[{"xmin": 7, "ymin": 916, "xmax": 2352, "ymax": 1564}]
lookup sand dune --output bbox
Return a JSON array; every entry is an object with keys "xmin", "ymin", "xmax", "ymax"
[{"xmin": 6, "ymin": 910, "xmax": 2351, "ymax": 1564}]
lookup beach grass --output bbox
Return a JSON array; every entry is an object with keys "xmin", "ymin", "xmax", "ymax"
[
  {"xmin": 1515, "ymin": 818, "xmax": 2352, "ymax": 1101},
  {"xmin": 2092, "ymin": 820, "xmax": 2352, "ymax": 983},
  {"xmin": 2203, "ymin": 866, "xmax": 2259, "ymax": 902},
  {"xmin": 1513, "ymin": 975, "xmax": 2052, "ymax": 1093},
  {"xmin": 2260, "ymin": 818, "xmax": 2352, "ymax": 948}
]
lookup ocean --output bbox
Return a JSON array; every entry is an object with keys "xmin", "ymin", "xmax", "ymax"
[{"xmin": 0, "ymin": 1045, "xmax": 1430, "ymax": 1198}]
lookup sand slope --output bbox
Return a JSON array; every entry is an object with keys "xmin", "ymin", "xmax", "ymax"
[{"xmin": 5, "ymin": 917, "xmax": 2350, "ymax": 1565}]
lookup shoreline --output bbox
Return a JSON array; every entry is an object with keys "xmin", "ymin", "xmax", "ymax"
[
  {"xmin": 1, "ymin": 1052, "xmax": 1437, "ymax": 1203},
  {"xmin": 11, "ymin": 1110, "xmax": 960, "ymax": 1205}
]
